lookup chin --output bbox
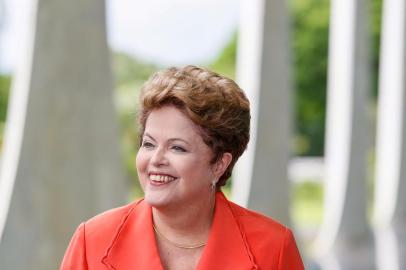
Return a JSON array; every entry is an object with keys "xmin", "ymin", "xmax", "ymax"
[
  {"xmin": 143, "ymin": 187, "xmax": 175, "ymax": 208},
  {"xmin": 144, "ymin": 195, "xmax": 168, "ymax": 208}
]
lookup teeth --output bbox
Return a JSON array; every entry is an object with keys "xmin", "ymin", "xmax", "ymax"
[{"xmin": 150, "ymin": 174, "xmax": 175, "ymax": 182}]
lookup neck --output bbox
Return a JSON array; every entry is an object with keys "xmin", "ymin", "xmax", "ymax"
[{"xmin": 152, "ymin": 192, "xmax": 217, "ymax": 245}]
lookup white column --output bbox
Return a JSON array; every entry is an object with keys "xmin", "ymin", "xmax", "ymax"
[
  {"xmin": 233, "ymin": 0, "xmax": 291, "ymax": 225},
  {"xmin": 0, "ymin": 0, "xmax": 126, "ymax": 269},
  {"xmin": 0, "ymin": 0, "xmax": 3, "ymax": 31},
  {"xmin": 0, "ymin": 0, "xmax": 4, "ymax": 61},
  {"xmin": 373, "ymin": 0, "xmax": 406, "ymax": 269},
  {"xmin": 313, "ymin": 0, "xmax": 375, "ymax": 269}
]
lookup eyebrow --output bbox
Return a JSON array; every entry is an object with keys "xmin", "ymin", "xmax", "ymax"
[{"xmin": 143, "ymin": 133, "xmax": 192, "ymax": 146}]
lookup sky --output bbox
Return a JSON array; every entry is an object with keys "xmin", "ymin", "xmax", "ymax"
[{"xmin": 0, "ymin": 0, "xmax": 239, "ymax": 73}]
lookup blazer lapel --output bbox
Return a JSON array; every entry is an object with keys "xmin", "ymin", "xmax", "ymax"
[
  {"xmin": 101, "ymin": 200, "xmax": 164, "ymax": 270},
  {"xmin": 196, "ymin": 192, "xmax": 258, "ymax": 270}
]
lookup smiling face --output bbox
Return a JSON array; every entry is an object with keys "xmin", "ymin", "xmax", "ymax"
[{"xmin": 136, "ymin": 106, "xmax": 225, "ymax": 209}]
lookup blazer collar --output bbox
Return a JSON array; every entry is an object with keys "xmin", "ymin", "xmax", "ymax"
[{"xmin": 101, "ymin": 192, "xmax": 257, "ymax": 270}]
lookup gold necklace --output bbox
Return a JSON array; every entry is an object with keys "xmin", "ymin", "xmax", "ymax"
[{"xmin": 152, "ymin": 224, "xmax": 207, "ymax": 249}]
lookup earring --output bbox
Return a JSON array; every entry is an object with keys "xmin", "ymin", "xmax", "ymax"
[{"xmin": 211, "ymin": 180, "xmax": 217, "ymax": 190}]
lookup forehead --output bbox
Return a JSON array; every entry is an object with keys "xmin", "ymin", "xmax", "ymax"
[{"xmin": 144, "ymin": 106, "xmax": 202, "ymax": 141}]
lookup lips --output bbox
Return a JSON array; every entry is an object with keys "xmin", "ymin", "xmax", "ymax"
[{"xmin": 148, "ymin": 173, "xmax": 177, "ymax": 185}]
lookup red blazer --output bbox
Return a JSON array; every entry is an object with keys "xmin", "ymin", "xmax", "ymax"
[{"xmin": 61, "ymin": 192, "xmax": 304, "ymax": 269}]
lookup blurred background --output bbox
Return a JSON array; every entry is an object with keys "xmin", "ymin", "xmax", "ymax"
[
  {"xmin": 1, "ymin": 0, "xmax": 403, "ymax": 269},
  {"xmin": 0, "ymin": 0, "xmax": 382, "ymax": 233}
]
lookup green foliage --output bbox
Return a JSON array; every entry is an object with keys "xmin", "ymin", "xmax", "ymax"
[
  {"xmin": 370, "ymin": 0, "xmax": 383, "ymax": 98},
  {"xmin": 112, "ymin": 52, "xmax": 158, "ymax": 88},
  {"xmin": 291, "ymin": 0, "xmax": 382, "ymax": 155},
  {"xmin": 0, "ymin": 75, "xmax": 10, "ymax": 122},
  {"xmin": 209, "ymin": 33, "xmax": 237, "ymax": 79},
  {"xmin": 291, "ymin": 0, "xmax": 330, "ymax": 156},
  {"xmin": 292, "ymin": 181, "xmax": 324, "ymax": 227},
  {"xmin": 0, "ymin": 75, "xmax": 11, "ymax": 149}
]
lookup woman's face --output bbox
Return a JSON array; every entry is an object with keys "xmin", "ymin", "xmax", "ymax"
[{"xmin": 136, "ymin": 105, "xmax": 220, "ymax": 209}]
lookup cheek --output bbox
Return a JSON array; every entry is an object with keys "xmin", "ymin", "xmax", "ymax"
[
  {"xmin": 135, "ymin": 150, "xmax": 148, "ymax": 175},
  {"xmin": 136, "ymin": 151, "xmax": 150, "ymax": 189},
  {"xmin": 179, "ymin": 159, "xmax": 213, "ymax": 184}
]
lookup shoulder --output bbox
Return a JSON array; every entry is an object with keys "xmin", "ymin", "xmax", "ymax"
[
  {"xmin": 225, "ymin": 199, "xmax": 304, "ymax": 269},
  {"xmin": 226, "ymin": 199, "xmax": 288, "ymax": 238},
  {"xmin": 61, "ymin": 199, "xmax": 146, "ymax": 269},
  {"xmin": 84, "ymin": 199, "xmax": 143, "ymax": 241},
  {"xmin": 82, "ymin": 199, "xmax": 145, "ymax": 262},
  {"xmin": 85, "ymin": 200, "xmax": 140, "ymax": 230}
]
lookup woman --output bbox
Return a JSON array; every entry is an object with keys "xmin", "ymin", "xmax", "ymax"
[{"xmin": 61, "ymin": 66, "xmax": 304, "ymax": 269}]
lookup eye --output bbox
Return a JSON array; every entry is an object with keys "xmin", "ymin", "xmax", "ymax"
[
  {"xmin": 142, "ymin": 141, "xmax": 155, "ymax": 149},
  {"xmin": 171, "ymin": 145, "xmax": 187, "ymax": 153}
]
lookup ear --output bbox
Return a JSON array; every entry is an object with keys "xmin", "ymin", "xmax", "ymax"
[{"xmin": 213, "ymin": 152, "xmax": 232, "ymax": 180}]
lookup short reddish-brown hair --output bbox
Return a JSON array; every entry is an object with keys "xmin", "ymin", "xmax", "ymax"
[{"xmin": 138, "ymin": 65, "xmax": 250, "ymax": 187}]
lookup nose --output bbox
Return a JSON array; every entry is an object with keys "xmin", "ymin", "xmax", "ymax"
[{"xmin": 150, "ymin": 147, "xmax": 168, "ymax": 166}]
